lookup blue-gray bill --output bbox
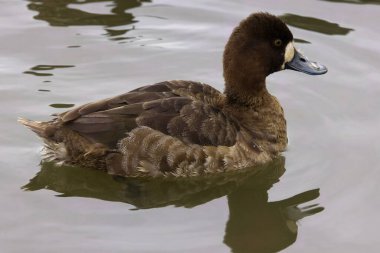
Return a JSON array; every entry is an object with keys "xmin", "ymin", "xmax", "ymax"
[{"xmin": 286, "ymin": 49, "xmax": 328, "ymax": 75}]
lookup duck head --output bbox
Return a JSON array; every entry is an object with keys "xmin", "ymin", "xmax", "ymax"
[{"xmin": 223, "ymin": 13, "xmax": 327, "ymax": 104}]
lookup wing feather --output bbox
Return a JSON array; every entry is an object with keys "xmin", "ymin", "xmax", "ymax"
[{"xmin": 58, "ymin": 81, "xmax": 238, "ymax": 148}]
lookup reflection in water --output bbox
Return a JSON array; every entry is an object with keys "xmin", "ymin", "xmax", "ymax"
[
  {"xmin": 224, "ymin": 188, "xmax": 322, "ymax": 253},
  {"xmin": 294, "ymin": 38, "xmax": 311, "ymax": 44},
  {"xmin": 23, "ymin": 157, "xmax": 323, "ymax": 252},
  {"xmin": 23, "ymin": 71, "xmax": 53, "ymax": 77},
  {"xmin": 280, "ymin": 13, "xmax": 354, "ymax": 35},
  {"xmin": 26, "ymin": 0, "xmax": 151, "ymax": 39},
  {"xmin": 320, "ymin": 0, "xmax": 380, "ymax": 4},
  {"xmin": 27, "ymin": 0, "xmax": 150, "ymax": 26},
  {"xmin": 49, "ymin": 103, "xmax": 75, "ymax": 108},
  {"xmin": 23, "ymin": 65, "xmax": 75, "ymax": 77},
  {"xmin": 31, "ymin": 65, "xmax": 75, "ymax": 71}
]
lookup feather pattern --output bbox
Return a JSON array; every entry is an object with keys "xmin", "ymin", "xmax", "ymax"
[
  {"xmin": 64, "ymin": 80, "xmax": 239, "ymax": 148},
  {"xmin": 17, "ymin": 13, "xmax": 314, "ymax": 177},
  {"xmin": 19, "ymin": 80, "xmax": 287, "ymax": 177},
  {"xmin": 114, "ymin": 126, "xmax": 271, "ymax": 177}
]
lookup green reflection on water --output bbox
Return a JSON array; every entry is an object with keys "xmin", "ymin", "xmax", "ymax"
[
  {"xmin": 31, "ymin": 65, "xmax": 75, "ymax": 71},
  {"xmin": 23, "ymin": 71, "xmax": 53, "ymax": 76},
  {"xmin": 280, "ymin": 13, "xmax": 354, "ymax": 35},
  {"xmin": 294, "ymin": 38, "xmax": 311, "ymax": 44},
  {"xmin": 23, "ymin": 157, "xmax": 323, "ymax": 252},
  {"xmin": 26, "ymin": 0, "xmax": 151, "ymax": 40},
  {"xmin": 27, "ymin": 0, "xmax": 151, "ymax": 27},
  {"xmin": 23, "ymin": 65, "xmax": 75, "ymax": 77},
  {"xmin": 49, "ymin": 103, "xmax": 75, "ymax": 108},
  {"xmin": 224, "ymin": 189, "xmax": 323, "ymax": 253},
  {"xmin": 321, "ymin": 0, "xmax": 380, "ymax": 4}
]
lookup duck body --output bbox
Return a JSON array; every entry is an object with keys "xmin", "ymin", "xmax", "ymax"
[
  {"xmin": 20, "ymin": 13, "xmax": 326, "ymax": 177},
  {"xmin": 20, "ymin": 80, "xmax": 286, "ymax": 176}
]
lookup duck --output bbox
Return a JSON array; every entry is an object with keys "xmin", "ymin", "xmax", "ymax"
[{"xmin": 19, "ymin": 12, "xmax": 327, "ymax": 177}]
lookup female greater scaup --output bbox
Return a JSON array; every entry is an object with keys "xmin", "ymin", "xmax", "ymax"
[{"xmin": 19, "ymin": 13, "xmax": 327, "ymax": 177}]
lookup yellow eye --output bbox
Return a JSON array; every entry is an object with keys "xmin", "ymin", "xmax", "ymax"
[{"xmin": 274, "ymin": 39, "xmax": 282, "ymax": 47}]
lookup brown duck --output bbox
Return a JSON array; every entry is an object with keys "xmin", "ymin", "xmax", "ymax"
[{"xmin": 19, "ymin": 13, "xmax": 327, "ymax": 177}]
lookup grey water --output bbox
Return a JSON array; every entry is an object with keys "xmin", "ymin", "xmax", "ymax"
[{"xmin": 1, "ymin": 0, "xmax": 380, "ymax": 252}]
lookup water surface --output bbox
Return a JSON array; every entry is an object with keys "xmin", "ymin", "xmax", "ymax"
[{"xmin": 1, "ymin": 0, "xmax": 380, "ymax": 252}]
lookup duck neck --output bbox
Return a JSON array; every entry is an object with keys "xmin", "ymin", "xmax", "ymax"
[
  {"xmin": 224, "ymin": 79, "xmax": 269, "ymax": 108},
  {"xmin": 223, "ymin": 80, "xmax": 288, "ymax": 153}
]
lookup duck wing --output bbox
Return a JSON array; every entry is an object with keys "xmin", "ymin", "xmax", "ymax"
[{"xmin": 59, "ymin": 81, "xmax": 239, "ymax": 148}]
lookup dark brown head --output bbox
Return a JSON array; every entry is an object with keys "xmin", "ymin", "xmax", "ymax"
[{"xmin": 223, "ymin": 13, "xmax": 327, "ymax": 105}]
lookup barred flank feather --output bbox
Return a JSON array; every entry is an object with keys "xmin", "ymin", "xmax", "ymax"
[{"xmin": 117, "ymin": 126, "xmax": 272, "ymax": 177}]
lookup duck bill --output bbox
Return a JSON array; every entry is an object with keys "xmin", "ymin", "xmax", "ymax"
[{"xmin": 285, "ymin": 49, "xmax": 328, "ymax": 75}]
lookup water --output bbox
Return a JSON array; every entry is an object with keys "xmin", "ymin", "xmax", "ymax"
[{"xmin": 1, "ymin": 0, "xmax": 380, "ymax": 252}]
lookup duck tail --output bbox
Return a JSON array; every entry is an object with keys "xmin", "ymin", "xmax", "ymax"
[
  {"xmin": 18, "ymin": 117, "xmax": 49, "ymax": 138},
  {"xmin": 18, "ymin": 117, "xmax": 68, "ymax": 162}
]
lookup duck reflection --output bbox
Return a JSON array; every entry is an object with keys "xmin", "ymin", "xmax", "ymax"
[
  {"xmin": 26, "ymin": 0, "xmax": 151, "ymax": 39},
  {"xmin": 23, "ymin": 157, "xmax": 323, "ymax": 252},
  {"xmin": 280, "ymin": 13, "xmax": 353, "ymax": 35},
  {"xmin": 225, "ymin": 186, "xmax": 322, "ymax": 253}
]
